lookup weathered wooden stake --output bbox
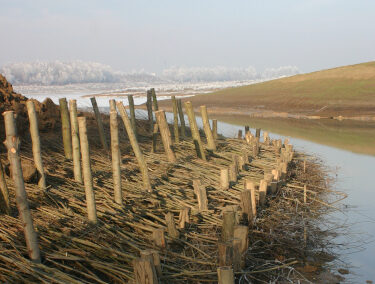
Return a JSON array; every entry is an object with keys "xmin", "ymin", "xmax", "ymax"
[
  {"xmin": 133, "ymin": 255, "xmax": 158, "ymax": 284},
  {"xmin": 193, "ymin": 179, "xmax": 208, "ymax": 211},
  {"xmin": 90, "ymin": 97, "xmax": 108, "ymax": 151},
  {"xmin": 78, "ymin": 117, "xmax": 98, "ymax": 224},
  {"xmin": 255, "ymin": 128, "xmax": 261, "ymax": 138},
  {"xmin": 220, "ymin": 167, "xmax": 229, "ymax": 190},
  {"xmin": 146, "ymin": 90, "xmax": 154, "ymax": 133},
  {"xmin": 109, "ymin": 100, "xmax": 122, "ymax": 205},
  {"xmin": 151, "ymin": 124, "xmax": 159, "ymax": 153},
  {"xmin": 171, "ymin": 96, "xmax": 180, "ymax": 143},
  {"xmin": 59, "ymin": 98, "xmax": 72, "ymax": 159},
  {"xmin": 117, "ymin": 102, "xmax": 152, "ymax": 191},
  {"xmin": 245, "ymin": 126, "xmax": 250, "ymax": 134},
  {"xmin": 259, "ymin": 179, "xmax": 268, "ymax": 206},
  {"xmin": 165, "ymin": 212, "xmax": 179, "ymax": 239},
  {"xmin": 304, "ymin": 184, "xmax": 307, "ymax": 204},
  {"xmin": 200, "ymin": 105, "xmax": 216, "ymax": 151},
  {"xmin": 3, "ymin": 111, "xmax": 41, "ymax": 262},
  {"xmin": 150, "ymin": 250, "xmax": 162, "ymax": 278},
  {"xmin": 184, "ymin": 101, "xmax": 206, "ymax": 160},
  {"xmin": 69, "ymin": 99, "xmax": 83, "ymax": 183},
  {"xmin": 240, "ymin": 189, "xmax": 253, "ymax": 223},
  {"xmin": 26, "ymin": 100, "xmax": 46, "ymax": 189},
  {"xmin": 0, "ymin": 161, "xmax": 10, "ymax": 214},
  {"xmin": 178, "ymin": 207, "xmax": 190, "ymax": 229},
  {"xmin": 177, "ymin": 98, "xmax": 186, "ymax": 138},
  {"xmin": 237, "ymin": 130, "xmax": 243, "ymax": 139},
  {"xmin": 155, "ymin": 110, "xmax": 176, "ymax": 163},
  {"xmin": 245, "ymin": 179, "xmax": 257, "ymax": 216},
  {"xmin": 217, "ymin": 266, "xmax": 234, "ymax": 284},
  {"xmin": 229, "ymin": 163, "xmax": 237, "ymax": 183},
  {"xmin": 152, "ymin": 228, "xmax": 166, "ymax": 248},
  {"xmin": 234, "ymin": 225, "xmax": 249, "ymax": 254},
  {"xmin": 222, "ymin": 210, "xmax": 235, "ymax": 242},
  {"xmin": 218, "ymin": 242, "xmax": 234, "ymax": 267},
  {"xmin": 212, "ymin": 119, "xmax": 218, "ymax": 140},
  {"xmin": 151, "ymin": 88, "xmax": 158, "ymax": 111},
  {"xmin": 127, "ymin": 95, "xmax": 137, "ymax": 135},
  {"xmin": 232, "ymin": 238, "xmax": 242, "ymax": 271}
]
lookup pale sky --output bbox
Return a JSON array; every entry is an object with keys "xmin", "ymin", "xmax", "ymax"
[{"xmin": 1, "ymin": 0, "xmax": 374, "ymax": 73}]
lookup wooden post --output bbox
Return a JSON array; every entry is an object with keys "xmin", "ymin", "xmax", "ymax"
[
  {"xmin": 109, "ymin": 100, "xmax": 122, "ymax": 205},
  {"xmin": 152, "ymin": 228, "xmax": 166, "ymax": 248},
  {"xmin": 193, "ymin": 179, "xmax": 208, "ymax": 211},
  {"xmin": 26, "ymin": 100, "xmax": 46, "ymax": 189},
  {"xmin": 117, "ymin": 102, "xmax": 152, "ymax": 192},
  {"xmin": 220, "ymin": 168, "xmax": 229, "ymax": 190},
  {"xmin": 245, "ymin": 126, "xmax": 249, "ymax": 134},
  {"xmin": 171, "ymin": 96, "xmax": 179, "ymax": 143},
  {"xmin": 240, "ymin": 189, "xmax": 253, "ymax": 223},
  {"xmin": 78, "ymin": 117, "xmax": 98, "ymax": 224},
  {"xmin": 218, "ymin": 242, "xmax": 234, "ymax": 266},
  {"xmin": 234, "ymin": 225, "xmax": 249, "ymax": 254},
  {"xmin": 59, "ymin": 98, "xmax": 72, "ymax": 159},
  {"xmin": 259, "ymin": 179, "xmax": 268, "ymax": 206},
  {"xmin": 69, "ymin": 99, "xmax": 83, "ymax": 183},
  {"xmin": 150, "ymin": 250, "xmax": 162, "ymax": 278},
  {"xmin": 252, "ymin": 144, "xmax": 259, "ymax": 157},
  {"xmin": 229, "ymin": 163, "xmax": 237, "ymax": 183},
  {"xmin": 127, "ymin": 95, "xmax": 137, "ymax": 135},
  {"xmin": 237, "ymin": 130, "xmax": 243, "ymax": 139},
  {"xmin": 165, "ymin": 212, "xmax": 179, "ymax": 239},
  {"xmin": 146, "ymin": 90, "xmax": 154, "ymax": 133},
  {"xmin": 184, "ymin": 101, "xmax": 206, "ymax": 160},
  {"xmin": 245, "ymin": 180, "xmax": 257, "ymax": 217},
  {"xmin": 255, "ymin": 128, "xmax": 261, "ymax": 138},
  {"xmin": 304, "ymin": 184, "xmax": 307, "ymax": 204},
  {"xmin": 155, "ymin": 110, "xmax": 176, "ymax": 163},
  {"xmin": 151, "ymin": 124, "xmax": 159, "ymax": 153},
  {"xmin": 232, "ymin": 238, "xmax": 242, "ymax": 271},
  {"xmin": 178, "ymin": 207, "xmax": 190, "ymax": 229},
  {"xmin": 133, "ymin": 256, "xmax": 158, "ymax": 284},
  {"xmin": 3, "ymin": 111, "xmax": 41, "ymax": 263},
  {"xmin": 217, "ymin": 266, "xmax": 234, "ymax": 284},
  {"xmin": 222, "ymin": 210, "xmax": 235, "ymax": 242},
  {"xmin": 90, "ymin": 97, "xmax": 108, "ymax": 151},
  {"xmin": 151, "ymin": 88, "xmax": 158, "ymax": 111},
  {"xmin": 177, "ymin": 98, "xmax": 186, "ymax": 138},
  {"xmin": 0, "ymin": 161, "xmax": 10, "ymax": 214},
  {"xmin": 200, "ymin": 105, "xmax": 216, "ymax": 151},
  {"xmin": 212, "ymin": 119, "xmax": 218, "ymax": 140}
]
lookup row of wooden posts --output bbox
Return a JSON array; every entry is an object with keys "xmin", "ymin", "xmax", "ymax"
[{"xmin": 0, "ymin": 89, "xmax": 295, "ymax": 283}]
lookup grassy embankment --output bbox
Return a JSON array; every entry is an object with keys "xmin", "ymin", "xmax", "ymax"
[{"xmin": 177, "ymin": 61, "xmax": 375, "ymax": 118}]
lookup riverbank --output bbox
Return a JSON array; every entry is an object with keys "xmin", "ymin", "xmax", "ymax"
[{"xmin": 0, "ymin": 102, "xmax": 344, "ymax": 282}]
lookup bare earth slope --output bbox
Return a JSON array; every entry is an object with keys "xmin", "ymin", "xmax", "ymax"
[{"xmin": 180, "ymin": 61, "xmax": 375, "ymax": 117}]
